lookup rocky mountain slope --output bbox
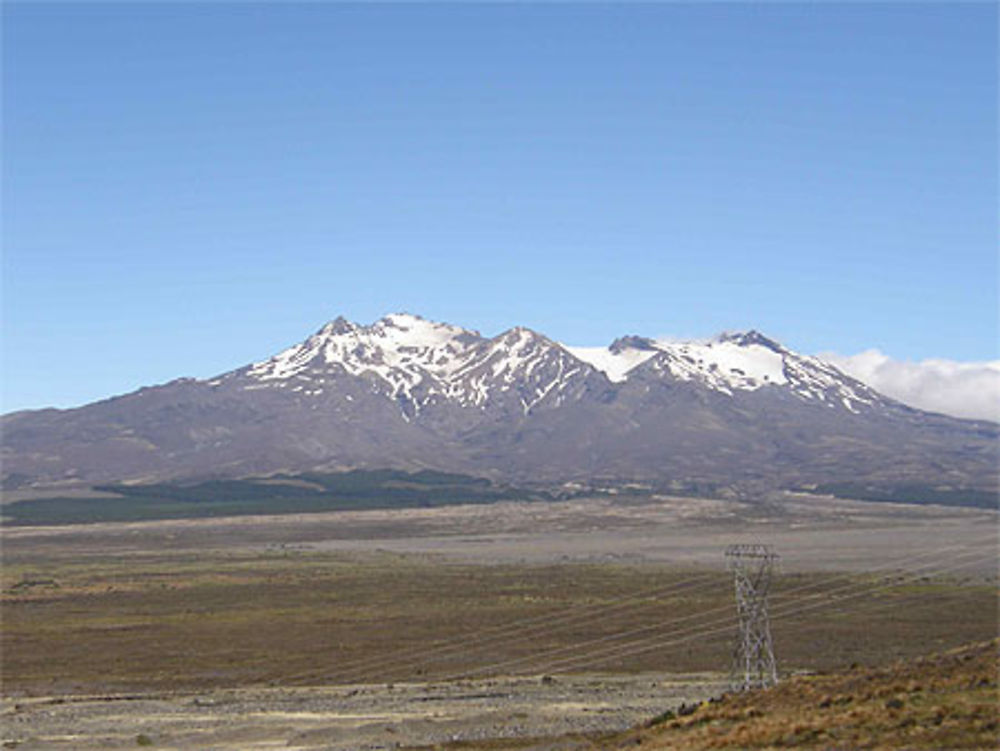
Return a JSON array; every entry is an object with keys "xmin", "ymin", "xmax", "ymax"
[{"xmin": 3, "ymin": 314, "xmax": 997, "ymax": 497}]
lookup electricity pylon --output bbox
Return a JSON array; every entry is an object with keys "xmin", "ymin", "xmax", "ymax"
[{"xmin": 726, "ymin": 544, "xmax": 778, "ymax": 691}]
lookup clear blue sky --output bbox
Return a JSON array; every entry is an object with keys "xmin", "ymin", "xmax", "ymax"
[{"xmin": 3, "ymin": 2, "xmax": 997, "ymax": 412}]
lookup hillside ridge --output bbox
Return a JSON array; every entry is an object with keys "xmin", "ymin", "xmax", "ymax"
[
  {"xmin": 3, "ymin": 313, "xmax": 997, "ymax": 496},
  {"xmin": 608, "ymin": 639, "xmax": 999, "ymax": 750}
]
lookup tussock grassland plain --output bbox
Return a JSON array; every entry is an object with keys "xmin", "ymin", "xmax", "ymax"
[{"xmin": 2, "ymin": 494, "xmax": 996, "ymax": 749}]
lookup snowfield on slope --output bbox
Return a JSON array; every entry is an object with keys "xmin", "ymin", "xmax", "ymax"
[{"xmin": 238, "ymin": 313, "xmax": 885, "ymax": 416}]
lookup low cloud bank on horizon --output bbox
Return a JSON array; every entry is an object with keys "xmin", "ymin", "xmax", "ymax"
[{"xmin": 822, "ymin": 350, "xmax": 1000, "ymax": 422}]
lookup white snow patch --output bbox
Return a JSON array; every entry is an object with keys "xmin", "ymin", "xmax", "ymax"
[
  {"xmin": 240, "ymin": 314, "xmax": 904, "ymax": 417},
  {"xmin": 246, "ymin": 313, "xmax": 483, "ymax": 410},
  {"xmin": 653, "ymin": 339, "xmax": 788, "ymax": 389},
  {"xmin": 566, "ymin": 338, "xmax": 787, "ymax": 392},
  {"xmin": 564, "ymin": 346, "xmax": 656, "ymax": 382}
]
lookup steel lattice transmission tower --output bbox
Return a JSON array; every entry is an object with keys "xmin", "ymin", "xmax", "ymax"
[{"xmin": 726, "ymin": 544, "xmax": 779, "ymax": 691}]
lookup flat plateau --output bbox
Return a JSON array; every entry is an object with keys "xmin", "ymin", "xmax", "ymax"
[{"xmin": 3, "ymin": 494, "xmax": 996, "ymax": 749}]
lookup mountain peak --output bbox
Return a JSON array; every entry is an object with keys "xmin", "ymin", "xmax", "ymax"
[
  {"xmin": 609, "ymin": 335, "xmax": 658, "ymax": 354},
  {"xmin": 496, "ymin": 325, "xmax": 549, "ymax": 343},
  {"xmin": 244, "ymin": 314, "xmax": 889, "ymax": 417},
  {"xmin": 716, "ymin": 330, "xmax": 785, "ymax": 352},
  {"xmin": 317, "ymin": 316, "xmax": 359, "ymax": 337},
  {"xmin": 379, "ymin": 312, "xmax": 426, "ymax": 328},
  {"xmin": 311, "ymin": 313, "xmax": 479, "ymax": 344},
  {"xmin": 368, "ymin": 312, "xmax": 472, "ymax": 342},
  {"xmin": 8, "ymin": 311, "xmax": 995, "ymax": 497}
]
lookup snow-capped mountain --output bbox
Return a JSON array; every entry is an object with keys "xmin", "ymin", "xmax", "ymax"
[
  {"xmin": 241, "ymin": 314, "xmax": 482, "ymax": 404},
  {"xmin": 232, "ymin": 313, "xmax": 884, "ymax": 419},
  {"xmin": 567, "ymin": 330, "xmax": 883, "ymax": 413},
  {"xmin": 3, "ymin": 314, "xmax": 997, "ymax": 496},
  {"xmin": 237, "ymin": 315, "xmax": 598, "ymax": 417}
]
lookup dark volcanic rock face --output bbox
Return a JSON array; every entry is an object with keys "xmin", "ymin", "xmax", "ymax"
[{"xmin": 2, "ymin": 313, "xmax": 997, "ymax": 496}]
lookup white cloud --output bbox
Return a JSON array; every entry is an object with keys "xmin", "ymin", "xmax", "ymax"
[{"xmin": 821, "ymin": 349, "xmax": 1000, "ymax": 422}]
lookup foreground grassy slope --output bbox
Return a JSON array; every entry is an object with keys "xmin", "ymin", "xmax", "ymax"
[{"xmin": 609, "ymin": 640, "xmax": 999, "ymax": 750}]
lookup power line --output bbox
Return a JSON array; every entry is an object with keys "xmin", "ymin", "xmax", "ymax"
[
  {"xmin": 430, "ymin": 539, "xmax": 994, "ymax": 681},
  {"xmin": 426, "ymin": 541, "xmax": 995, "ymax": 683},
  {"xmin": 519, "ymin": 548, "xmax": 997, "ymax": 678},
  {"xmin": 404, "ymin": 534, "xmax": 995, "ymax": 685},
  {"xmin": 293, "ymin": 568, "xmax": 726, "ymax": 684},
  {"xmin": 532, "ymin": 546, "xmax": 996, "ymax": 676},
  {"xmin": 291, "ymin": 533, "xmax": 995, "ymax": 687},
  {"xmin": 342, "ymin": 570, "xmax": 722, "ymax": 681}
]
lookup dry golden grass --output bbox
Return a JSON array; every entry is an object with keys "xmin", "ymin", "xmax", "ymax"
[
  {"xmin": 3, "ymin": 547, "xmax": 997, "ymax": 700},
  {"xmin": 609, "ymin": 640, "xmax": 999, "ymax": 750}
]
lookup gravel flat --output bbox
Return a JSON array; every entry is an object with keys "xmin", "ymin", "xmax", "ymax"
[{"xmin": 2, "ymin": 672, "xmax": 725, "ymax": 750}]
